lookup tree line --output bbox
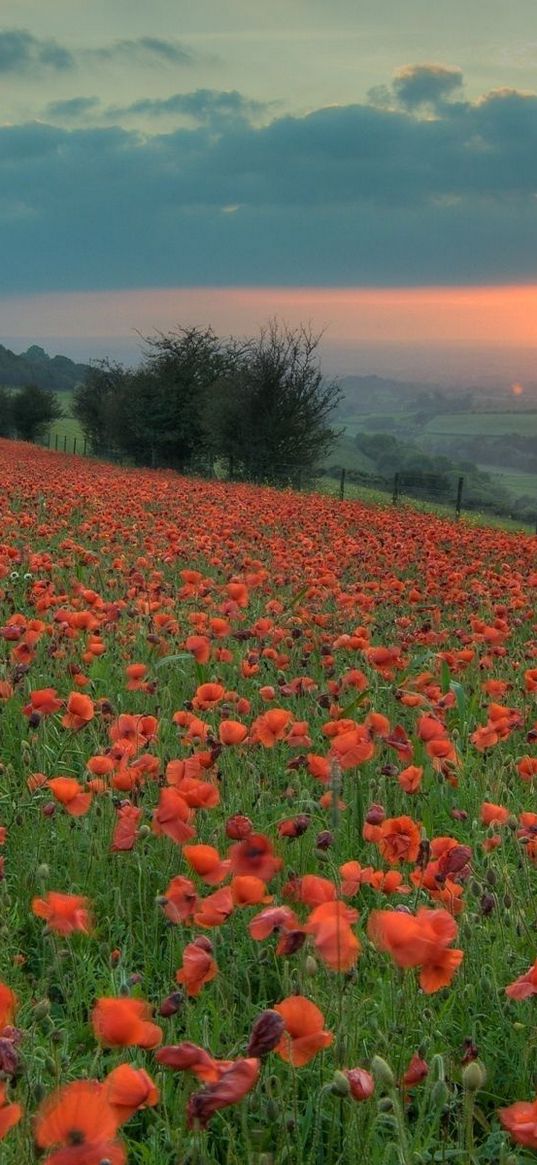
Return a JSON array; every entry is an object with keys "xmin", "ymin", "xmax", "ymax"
[
  {"xmin": 0, "ymin": 384, "xmax": 63, "ymax": 442},
  {"xmin": 73, "ymin": 321, "xmax": 341, "ymax": 483}
]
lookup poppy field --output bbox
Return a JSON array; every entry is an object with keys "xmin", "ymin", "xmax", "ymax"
[{"xmin": 3, "ymin": 437, "xmax": 537, "ymax": 1163}]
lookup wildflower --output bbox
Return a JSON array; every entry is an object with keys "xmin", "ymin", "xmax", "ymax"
[
  {"xmin": 46, "ymin": 777, "xmax": 92, "ymax": 818},
  {"xmin": 499, "ymin": 1096, "xmax": 537, "ymax": 1148},
  {"xmin": 32, "ymin": 892, "xmax": 93, "ymax": 936},
  {"xmin": 34, "ymin": 1079, "xmax": 125, "ymax": 1164},
  {"xmin": 176, "ymin": 937, "xmax": 218, "ymax": 997},
  {"xmin": 187, "ymin": 1058, "xmax": 260, "ymax": 1128},
  {"xmin": 104, "ymin": 1064, "xmax": 159, "ymax": 1124},
  {"xmin": 61, "ymin": 692, "xmax": 94, "ymax": 730},
  {"xmin": 274, "ymin": 996, "xmax": 333, "ymax": 1066},
  {"xmin": 505, "ymin": 958, "xmax": 537, "ymax": 1000},
  {"xmin": 368, "ymin": 907, "xmax": 463, "ymax": 993},
  {"xmin": 228, "ymin": 833, "xmax": 283, "ymax": 882},
  {"xmin": 92, "ymin": 997, "xmax": 162, "ymax": 1049},
  {"xmin": 0, "ymin": 1083, "xmax": 21, "ymax": 1141}
]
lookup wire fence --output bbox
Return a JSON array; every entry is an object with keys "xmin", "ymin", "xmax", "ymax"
[{"xmin": 34, "ymin": 427, "xmax": 537, "ymax": 533}]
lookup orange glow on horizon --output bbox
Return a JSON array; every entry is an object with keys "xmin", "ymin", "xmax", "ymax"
[{"xmin": 1, "ymin": 285, "xmax": 536, "ymax": 349}]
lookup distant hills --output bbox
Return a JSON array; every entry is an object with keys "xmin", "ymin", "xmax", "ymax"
[
  {"xmin": 337, "ymin": 373, "xmax": 537, "ymax": 415},
  {"xmin": 0, "ymin": 344, "xmax": 91, "ymax": 391}
]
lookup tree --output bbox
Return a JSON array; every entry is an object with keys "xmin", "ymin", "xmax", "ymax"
[
  {"xmin": 0, "ymin": 388, "xmax": 13, "ymax": 437},
  {"xmin": 12, "ymin": 384, "xmax": 63, "ymax": 443},
  {"xmin": 74, "ymin": 327, "xmax": 242, "ymax": 469},
  {"xmin": 72, "ymin": 361, "xmax": 126, "ymax": 455},
  {"xmin": 203, "ymin": 320, "xmax": 342, "ymax": 484},
  {"xmin": 134, "ymin": 325, "xmax": 243, "ymax": 470}
]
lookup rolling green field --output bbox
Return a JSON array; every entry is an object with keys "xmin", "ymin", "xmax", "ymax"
[
  {"xmin": 480, "ymin": 466, "xmax": 537, "ymax": 501},
  {"xmin": 424, "ymin": 411, "xmax": 537, "ymax": 437}
]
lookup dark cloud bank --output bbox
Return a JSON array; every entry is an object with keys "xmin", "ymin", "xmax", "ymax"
[{"xmin": 1, "ymin": 62, "xmax": 537, "ymax": 292}]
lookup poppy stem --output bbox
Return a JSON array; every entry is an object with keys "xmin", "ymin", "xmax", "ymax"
[{"xmin": 463, "ymin": 1090, "xmax": 477, "ymax": 1163}]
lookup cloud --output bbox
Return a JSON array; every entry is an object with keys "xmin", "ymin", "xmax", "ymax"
[
  {"xmin": 46, "ymin": 97, "xmax": 101, "ymax": 120},
  {"xmin": 106, "ymin": 89, "xmax": 270, "ymax": 125},
  {"xmin": 0, "ymin": 28, "xmax": 73, "ymax": 73},
  {"xmin": 0, "ymin": 28, "xmax": 197, "ymax": 78},
  {"xmin": 85, "ymin": 36, "xmax": 195, "ymax": 66},
  {"xmin": 392, "ymin": 64, "xmax": 464, "ymax": 109},
  {"xmin": 1, "ymin": 71, "xmax": 537, "ymax": 292}
]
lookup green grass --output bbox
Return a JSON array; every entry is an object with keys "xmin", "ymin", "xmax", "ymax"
[
  {"xmin": 424, "ymin": 411, "xmax": 537, "ymax": 437},
  {"xmin": 3, "ymin": 445, "xmax": 537, "ymax": 1161},
  {"xmin": 477, "ymin": 466, "xmax": 537, "ymax": 501}
]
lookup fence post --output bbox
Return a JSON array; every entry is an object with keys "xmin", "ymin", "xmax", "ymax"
[
  {"xmin": 73, "ymin": 437, "xmax": 77, "ymax": 454},
  {"xmin": 455, "ymin": 476, "xmax": 464, "ymax": 519},
  {"xmin": 63, "ymin": 435, "xmax": 67, "ymax": 452},
  {"xmin": 339, "ymin": 467, "xmax": 346, "ymax": 501},
  {"xmin": 392, "ymin": 472, "xmax": 400, "ymax": 505},
  {"xmin": 54, "ymin": 434, "xmax": 58, "ymax": 451}
]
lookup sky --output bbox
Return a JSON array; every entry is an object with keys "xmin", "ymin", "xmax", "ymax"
[{"xmin": 2, "ymin": 0, "xmax": 537, "ymax": 380}]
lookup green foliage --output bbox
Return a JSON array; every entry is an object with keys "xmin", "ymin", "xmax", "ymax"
[
  {"xmin": 74, "ymin": 328, "xmax": 239, "ymax": 468},
  {"xmin": 73, "ymin": 322, "xmax": 341, "ymax": 480},
  {"xmin": 72, "ymin": 361, "xmax": 125, "ymax": 455},
  {"xmin": 203, "ymin": 320, "xmax": 342, "ymax": 484},
  {"xmin": 11, "ymin": 384, "xmax": 63, "ymax": 443},
  {"xmin": 0, "ymin": 386, "xmax": 13, "ymax": 437}
]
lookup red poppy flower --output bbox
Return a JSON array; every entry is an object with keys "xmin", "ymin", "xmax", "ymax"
[
  {"xmin": 274, "ymin": 996, "xmax": 333, "ymax": 1066},
  {"xmin": 176, "ymin": 937, "xmax": 218, "ymax": 996},
  {"xmin": 0, "ymin": 1082, "xmax": 21, "ymax": 1141},
  {"xmin": 32, "ymin": 892, "xmax": 93, "ymax": 936},
  {"xmin": 104, "ymin": 1064, "xmax": 159, "ymax": 1124},
  {"xmin": 92, "ymin": 997, "xmax": 162, "ymax": 1049},
  {"xmin": 34, "ymin": 1079, "xmax": 125, "ymax": 1164}
]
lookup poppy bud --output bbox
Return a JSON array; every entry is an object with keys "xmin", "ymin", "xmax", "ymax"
[
  {"xmin": 485, "ymin": 868, "xmax": 497, "ymax": 887},
  {"xmin": 192, "ymin": 935, "xmax": 213, "ymax": 953},
  {"xmin": 366, "ymin": 804, "xmax": 385, "ymax": 826},
  {"xmin": 0, "ymin": 1037, "xmax": 19, "ymax": 1075},
  {"xmin": 462, "ymin": 1061, "xmax": 486, "ymax": 1092},
  {"xmin": 480, "ymin": 892, "xmax": 495, "ymax": 915},
  {"xmin": 28, "ymin": 711, "xmax": 41, "ymax": 729},
  {"xmin": 32, "ymin": 999, "xmax": 51, "ymax": 1020},
  {"xmin": 225, "ymin": 814, "xmax": 253, "ymax": 840},
  {"xmin": 403, "ymin": 1054, "xmax": 428, "ymax": 1088},
  {"xmin": 371, "ymin": 1055, "xmax": 395, "ymax": 1088},
  {"xmin": 247, "ymin": 1010, "xmax": 285, "ymax": 1057},
  {"xmin": 159, "ymin": 991, "xmax": 184, "ymax": 1017},
  {"xmin": 138, "ymin": 825, "xmax": 151, "ymax": 838},
  {"xmin": 36, "ymin": 863, "xmax": 50, "ymax": 880},
  {"xmin": 42, "ymin": 802, "xmax": 56, "ymax": 817},
  {"xmin": 431, "ymin": 1080, "xmax": 449, "ymax": 1109},
  {"xmin": 462, "ymin": 1038, "xmax": 478, "ymax": 1064},
  {"xmin": 345, "ymin": 1067, "xmax": 375, "ymax": 1101},
  {"xmin": 304, "ymin": 955, "xmax": 318, "ymax": 977},
  {"xmin": 430, "ymin": 1053, "xmax": 445, "ymax": 1082},
  {"xmin": 377, "ymin": 1095, "xmax": 395, "ymax": 1113},
  {"xmin": 331, "ymin": 1070, "xmax": 351, "ymax": 1097},
  {"xmin": 265, "ymin": 1098, "xmax": 279, "ymax": 1122},
  {"xmin": 316, "ymin": 830, "xmax": 333, "ymax": 850}
]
